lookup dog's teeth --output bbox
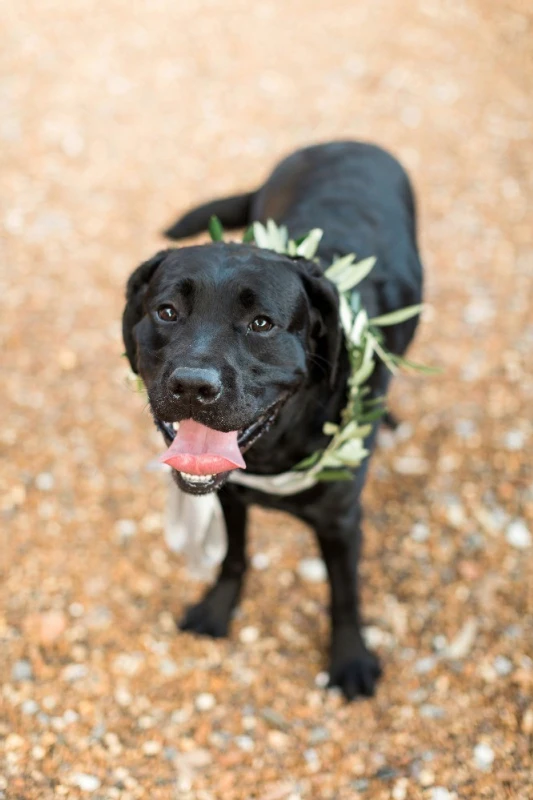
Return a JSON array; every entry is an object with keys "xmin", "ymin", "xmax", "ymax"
[
  {"xmin": 172, "ymin": 422, "xmax": 180, "ymax": 431},
  {"xmin": 180, "ymin": 472, "xmax": 214, "ymax": 483}
]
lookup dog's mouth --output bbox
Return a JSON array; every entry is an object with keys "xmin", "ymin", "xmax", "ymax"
[{"xmin": 153, "ymin": 400, "xmax": 285, "ymax": 495}]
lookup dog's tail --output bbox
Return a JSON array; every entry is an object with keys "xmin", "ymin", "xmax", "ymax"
[{"xmin": 164, "ymin": 190, "xmax": 256, "ymax": 240}]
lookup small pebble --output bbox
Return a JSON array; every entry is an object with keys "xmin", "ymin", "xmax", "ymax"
[
  {"xmin": 415, "ymin": 656, "xmax": 437, "ymax": 674},
  {"xmin": 304, "ymin": 748, "xmax": 320, "ymax": 767},
  {"xmin": 21, "ymin": 699, "xmax": 39, "ymax": 715},
  {"xmin": 430, "ymin": 790, "xmax": 454, "ymax": 800},
  {"xmin": 446, "ymin": 503, "xmax": 466, "ymax": 527},
  {"xmin": 376, "ymin": 766, "xmax": 399, "ymax": 780},
  {"xmin": 364, "ymin": 626, "xmax": 394, "ymax": 649},
  {"xmin": 90, "ymin": 723, "xmax": 106, "ymax": 740},
  {"xmin": 268, "ymin": 730, "xmax": 290, "ymax": 749},
  {"xmin": 239, "ymin": 625, "xmax": 260, "ymax": 644},
  {"xmin": 411, "ymin": 522, "xmax": 429, "ymax": 542},
  {"xmin": 195, "ymin": 693, "xmax": 216, "ymax": 711},
  {"xmin": 11, "ymin": 659, "xmax": 33, "ymax": 682},
  {"xmin": 444, "ymin": 618, "xmax": 478, "ymax": 659},
  {"xmin": 68, "ymin": 602, "xmax": 85, "ymax": 618},
  {"xmin": 473, "ymin": 742, "xmax": 495, "ymax": 771},
  {"xmin": 420, "ymin": 705, "xmax": 446, "ymax": 719},
  {"xmin": 61, "ymin": 664, "xmax": 88, "ymax": 682},
  {"xmin": 493, "ymin": 655, "xmax": 513, "ymax": 676},
  {"xmin": 521, "ymin": 708, "xmax": 533, "ymax": 734},
  {"xmin": 183, "ymin": 748, "xmax": 212, "ymax": 768},
  {"xmin": 432, "ymin": 635, "xmax": 448, "ymax": 652},
  {"xmin": 261, "ymin": 708, "xmax": 289, "ymax": 730},
  {"xmin": 393, "ymin": 455, "xmax": 429, "ymax": 475},
  {"xmin": 297, "ymin": 558, "xmax": 327, "ymax": 582},
  {"xmin": 314, "ymin": 671, "xmax": 329, "ymax": 689},
  {"xmin": 251, "ymin": 552, "xmax": 270, "ymax": 570},
  {"xmin": 454, "ymin": 419, "xmax": 477, "ymax": 439},
  {"xmin": 70, "ymin": 773, "xmax": 101, "ymax": 792},
  {"xmin": 58, "ymin": 349, "xmax": 77, "ymax": 369},
  {"xmin": 38, "ymin": 610, "xmax": 67, "ymax": 644},
  {"xmin": 35, "ymin": 472, "xmax": 55, "ymax": 491},
  {"xmin": 505, "ymin": 519, "xmax": 531, "ymax": 549},
  {"xmin": 392, "ymin": 778, "xmax": 409, "ymax": 800},
  {"xmin": 235, "ymin": 735, "xmax": 254, "ymax": 752},
  {"xmin": 395, "ymin": 422, "xmax": 413, "ymax": 440},
  {"xmin": 142, "ymin": 740, "xmax": 162, "ymax": 756},
  {"xmin": 419, "ymin": 768, "xmax": 435, "ymax": 786},
  {"xmin": 309, "ymin": 726, "xmax": 330, "ymax": 744},
  {"xmin": 112, "ymin": 653, "xmax": 144, "ymax": 675},
  {"xmin": 114, "ymin": 688, "xmax": 132, "ymax": 707},
  {"xmin": 163, "ymin": 746, "xmax": 178, "ymax": 762},
  {"xmin": 115, "ymin": 518, "xmax": 137, "ymax": 543},
  {"xmin": 504, "ymin": 429, "xmax": 525, "ymax": 450},
  {"xmin": 159, "ymin": 658, "xmax": 178, "ymax": 676}
]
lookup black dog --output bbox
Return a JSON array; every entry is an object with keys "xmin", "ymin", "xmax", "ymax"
[{"xmin": 123, "ymin": 141, "xmax": 423, "ymax": 700}]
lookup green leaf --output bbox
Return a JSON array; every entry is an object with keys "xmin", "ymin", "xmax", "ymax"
[
  {"xmin": 335, "ymin": 419, "xmax": 360, "ymax": 440},
  {"xmin": 293, "ymin": 234, "xmax": 308, "ymax": 246},
  {"xmin": 208, "ymin": 216, "xmax": 224, "ymax": 242},
  {"xmin": 252, "ymin": 221, "xmax": 270, "ymax": 249},
  {"xmin": 369, "ymin": 304, "xmax": 424, "ymax": 327},
  {"xmin": 325, "ymin": 253, "xmax": 357, "ymax": 279},
  {"xmin": 336, "ymin": 436, "xmax": 370, "ymax": 462},
  {"xmin": 348, "ymin": 308, "xmax": 368, "ymax": 346},
  {"xmin": 343, "ymin": 422, "xmax": 372, "ymax": 441},
  {"xmin": 351, "ymin": 355, "xmax": 376, "ymax": 386},
  {"xmin": 358, "ymin": 407, "xmax": 386, "ymax": 423},
  {"xmin": 242, "ymin": 225, "xmax": 255, "ymax": 243},
  {"xmin": 322, "ymin": 422, "xmax": 339, "ymax": 436},
  {"xmin": 296, "ymin": 228, "xmax": 323, "ymax": 259},
  {"xmin": 126, "ymin": 370, "xmax": 147, "ymax": 396},
  {"xmin": 333, "ymin": 256, "xmax": 376, "ymax": 293},
  {"xmin": 264, "ymin": 219, "xmax": 289, "ymax": 253},
  {"xmin": 393, "ymin": 357, "xmax": 442, "ymax": 374},
  {"xmin": 315, "ymin": 468, "xmax": 354, "ymax": 482},
  {"xmin": 293, "ymin": 451, "xmax": 322, "ymax": 470},
  {"xmin": 339, "ymin": 295, "xmax": 353, "ymax": 334}
]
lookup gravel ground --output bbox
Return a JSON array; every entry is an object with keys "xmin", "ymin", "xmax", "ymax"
[{"xmin": 1, "ymin": 0, "xmax": 532, "ymax": 798}]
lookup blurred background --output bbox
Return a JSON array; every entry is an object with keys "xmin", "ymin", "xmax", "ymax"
[{"xmin": 1, "ymin": 0, "xmax": 532, "ymax": 798}]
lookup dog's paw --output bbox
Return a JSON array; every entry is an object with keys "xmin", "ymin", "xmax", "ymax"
[
  {"xmin": 178, "ymin": 578, "xmax": 241, "ymax": 639},
  {"xmin": 328, "ymin": 648, "xmax": 382, "ymax": 701},
  {"xmin": 179, "ymin": 600, "xmax": 230, "ymax": 638}
]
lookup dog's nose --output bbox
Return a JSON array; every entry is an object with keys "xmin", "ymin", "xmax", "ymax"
[{"xmin": 169, "ymin": 367, "xmax": 222, "ymax": 405}]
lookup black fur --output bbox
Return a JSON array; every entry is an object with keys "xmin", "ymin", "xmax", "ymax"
[{"xmin": 123, "ymin": 141, "xmax": 423, "ymax": 700}]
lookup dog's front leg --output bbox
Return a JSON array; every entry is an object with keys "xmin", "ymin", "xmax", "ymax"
[
  {"xmin": 179, "ymin": 487, "xmax": 248, "ymax": 638},
  {"xmin": 315, "ymin": 503, "xmax": 382, "ymax": 700}
]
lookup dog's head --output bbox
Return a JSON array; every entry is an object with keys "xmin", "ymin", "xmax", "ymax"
[{"xmin": 123, "ymin": 242, "xmax": 340, "ymax": 494}]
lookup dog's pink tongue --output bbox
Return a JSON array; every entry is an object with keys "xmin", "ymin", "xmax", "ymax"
[{"xmin": 159, "ymin": 419, "xmax": 246, "ymax": 476}]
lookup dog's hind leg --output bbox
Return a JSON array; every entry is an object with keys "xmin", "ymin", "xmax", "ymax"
[{"xmin": 179, "ymin": 487, "xmax": 248, "ymax": 638}]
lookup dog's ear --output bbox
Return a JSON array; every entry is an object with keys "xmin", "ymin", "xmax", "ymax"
[
  {"xmin": 122, "ymin": 250, "xmax": 169, "ymax": 373},
  {"xmin": 298, "ymin": 263, "xmax": 342, "ymax": 389}
]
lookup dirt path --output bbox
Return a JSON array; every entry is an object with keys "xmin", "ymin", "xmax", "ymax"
[{"xmin": 1, "ymin": 1, "xmax": 532, "ymax": 797}]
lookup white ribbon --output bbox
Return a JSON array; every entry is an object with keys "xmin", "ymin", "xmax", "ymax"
[{"xmin": 164, "ymin": 468, "xmax": 318, "ymax": 574}]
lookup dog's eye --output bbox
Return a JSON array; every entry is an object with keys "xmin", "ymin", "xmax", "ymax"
[
  {"xmin": 157, "ymin": 304, "xmax": 178, "ymax": 322},
  {"xmin": 249, "ymin": 316, "xmax": 274, "ymax": 333}
]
